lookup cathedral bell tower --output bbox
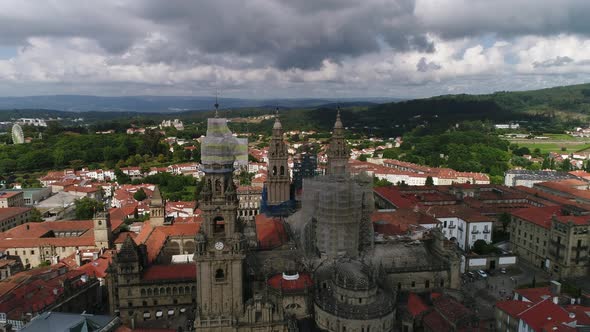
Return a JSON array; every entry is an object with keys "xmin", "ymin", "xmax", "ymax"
[
  {"xmin": 266, "ymin": 110, "xmax": 291, "ymax": 206},
  {"xmin": 326, "ymin": 108, "xmax": 349, "ymax": 176},
  {"xmin": 194, "ymin": 110, "xmax": 247, "ymax": 331}
]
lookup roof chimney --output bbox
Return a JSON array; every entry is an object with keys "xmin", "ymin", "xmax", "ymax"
[{"xmin": 550, "ymin": 280, "xmax": 561, "ymax": 295}]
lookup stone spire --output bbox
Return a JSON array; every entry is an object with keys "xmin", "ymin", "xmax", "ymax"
[
  {"xmin": 272, "ymin": 108, "xmax": 283, "ymax": 136},
  {"xmin": 326, "ymin": 108, "xmax": 349, "ymax": 176},
  {"xmin": 266, "ymin": 108, "xmax": 290, "ymax": 206}
]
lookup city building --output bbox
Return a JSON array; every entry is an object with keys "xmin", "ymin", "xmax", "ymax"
[
  {"xmin": 510, "ymin": 206, "xmax": 590, "ymax": 278},
  {"xmin": 0, "ymin": 213, "xmax": 122, "ymax": 267},
  {"xmin": 504, "ymin": 170, "xmax": 577, "ymax": 187},
  {"xmin": 237, "ymin": 186, "xmax": 262, "ymax": 222},
  {"xmin": 494, "ymin": 282, "xmax": 589, "ymax": 332},
  {"xmin": 0, "ymin": 207, "xmax": 33, "ymax": 233},
  {"xmin": 0, "ymin": 192, "xmax": 24, "ymax": 208},
  {"xmin": 0, "ymin": 264, "xmax": 105, "ymax": 330}
]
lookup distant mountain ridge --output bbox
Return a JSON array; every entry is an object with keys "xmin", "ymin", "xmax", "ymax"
[{"xmin": 0, "ymin": 95, "xmax": 401, "ymax": 113}]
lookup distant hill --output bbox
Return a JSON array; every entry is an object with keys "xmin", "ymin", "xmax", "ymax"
[{"xmin": 0, "ymin": 95, "xmax": 402, "ymax": 113}]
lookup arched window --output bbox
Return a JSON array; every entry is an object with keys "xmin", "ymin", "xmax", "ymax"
[
  {"xmin": 214, "ymin": 216, "xmax": 224, "ymax": 234},
  {"xmin": 141, "ymin": 289, "xmax": 146, "ymax": 296},
  {"xmin": 215, "ymin": 269, "xmax": 225, "ymax": 281},
  {"xmin": 147, "ymin": 288, "xmax": 152, "ymax": 296},
  {"xmin": 272, "ymin": 166, "xmax": 277, "ymax": 176},
  {"xmin": 173, "ymin": 287, "xmax": 177, "ymax": 295},
  {"xmin": 215, "ymin": 180, "xmax": 222, "ymax": 194},
  {"xmin": 280, "ymin": 166, "xmax": 285, "ymax": 176},
  {"xmin": 154, "ymin": 288, "xmax": 159, "ymax": 296}
]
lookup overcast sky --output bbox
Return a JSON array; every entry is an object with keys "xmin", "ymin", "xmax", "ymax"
[{"xmin": 1, "ymin": 0, "xmax": 590, "ymax": 98}]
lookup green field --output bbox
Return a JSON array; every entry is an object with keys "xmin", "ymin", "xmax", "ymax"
[{"xmin": 520, "ymin": 142, "xmax": 590, "ymax": 154}]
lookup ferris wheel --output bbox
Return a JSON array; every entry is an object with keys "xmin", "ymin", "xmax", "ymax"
[{"xmin": 11, "ymin": 123, "xmax": 24, "ymax": 144}]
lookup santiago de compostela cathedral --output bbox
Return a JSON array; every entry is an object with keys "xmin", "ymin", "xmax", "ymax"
[{"xmin": 107, "ymin": 107, "xmax": 462, "ymax": 331}]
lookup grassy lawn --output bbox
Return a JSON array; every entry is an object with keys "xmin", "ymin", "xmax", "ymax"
[
  {"xmin": 517, "ymin": 142, "xmax": 590, "ymax": 154},
  {"xmin": 544, "ymin": 133, "xmax": 582, "ymax": 140}
]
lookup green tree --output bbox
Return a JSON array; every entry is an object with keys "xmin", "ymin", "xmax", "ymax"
[
  {"xmin": 74, "ymin": 197, "xmax": 104, "ymax": 219},
  {"xmin": 358, "ymin": 154, "xmax": 369, "ymax": 162},
  {"xmin": 425, "ymin": 176, "xmax": 434, "ymax": 186},
  {"xmin": 114, "ymin": 168, "xmax": 131, "ymax": 184},
  {"xmin": 498, "ymin": 212, "xmax": 511, "ymax": 232},
  {"xmin": 373, "ymin": 177, "xmax": 392, "ymax": 187},
  {"xmin": 472, "ymin": 239, "xmax": 497, "ymax": 255},
  {"xmin": 133, "ymin": 188, "xmax": 147, "ymax": 201},
  {"xmin": 29, "ymin": 208, "xmax": 43, "ymax": 222},
  {"xmin": 561, "ymin": 158, "xmax": 572, "ymax": 172}
]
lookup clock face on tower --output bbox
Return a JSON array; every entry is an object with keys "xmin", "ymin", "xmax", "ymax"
[{"xmin": 214, "ymin": 241, "xmax": 224, "ymax": 251}]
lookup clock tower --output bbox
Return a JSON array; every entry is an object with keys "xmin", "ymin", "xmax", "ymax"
[{"xmin": 194, "ymin": 114, "xmax": 247, "ymax": 331}]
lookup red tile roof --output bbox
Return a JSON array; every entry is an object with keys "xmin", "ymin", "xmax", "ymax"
[
  {"xmin": 0, "ymin": 220, "xmax": 106, "ymax": 248},
  {"xmin": 256, "ymin": 214, "xmax": 288, "ymax": 249},
  {"xmin": 433, "ymin": 296, "xmax": 474, "ymax": 324},
  {"xmin": 564, "ymin": 305, "xmax": 590, "ymax": 325},
  {"xmin": 511, "ymin": 206, "xmax": 562, "ymax": 230},
  {"xmin": 144, "ymin": 228, "xmax": 167, "ymax": 263},
  {"xmin": 519, "ymin": 299, "xmax": 574, "ymax": 331},
  {"xmin": 553, "ymin": 215, "xmax": 590, "ymax": 226},
  {"xmin": 142, "ymin": 263, "xmax": 196, "ymax": 282},
  {"xmin": 374, "ymin": 186, "xmax": 414, "ymax": 208},
  {"xmin": 267, "ymin": 273, "xmax": 313, "ymax": 292},
  {"xmin": 0, "ymin": 207, "xmax": 31, "ymax": 222},
  {"xmin": 0, "ymin": 192, "xmax": 22, "ymax": 199},
  {"xmin": 0, "ymin": 264, "xmax": 93, "ymax": 319},
  {"xmin": 421, "ymin": 205, "xmax": 493, "ymax": 222},
  {"xmin": 514, "ymin": 286, "xmax": 553, "ymax": 303},
  {"xmin": 76, "ymin": 250, "xmax": 114, "ymax": 278},
  {"xmin": 407, "ymin": 292, "xmax": 429, "ymax": 317},
  {"xmin": 495, "ymin": 300, "xmax": 532, "ymax": 316}
]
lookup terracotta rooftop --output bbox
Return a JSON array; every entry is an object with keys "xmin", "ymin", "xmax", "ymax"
[
  {"xmin": 553, "ymin": 214, "xmax": 590, "ymax": 226},
  {"xmin": 256, "ymin": 214, "xmax": 288, "ymax": 249},
  {"xmin": 514, "ymin": 286, "xmax": 553, "ymax": 303},
  {"xmin": 371, "ymin": 209, "xmax": 439, "ymax": 236},
  {"xmin": 511, "ymin": 207, "xmax": 562, "ymax": 230},
  {"xmin": 142, "ymin": 263, "xmax": 196, "ymax": 282},
  {"xmin": 267, "ymin": 272, "xmax": 313, "ymax": 292},
  {"xmin": 0, "ymin": 192, "xmax": 22, "ymax": 199},
  {"xmin": 519, "ymin": 299, "xmax": 575, "ymax": 331},
  {"xmin": 0, "ymin": 207, "xmax": 32, "ymax": 221},
  {"xmin": 407, "ymin": 292, "xmax": 430, "ymax": 317},
  {"xmin": 421, "ymin": 205, "xmax": 494, "ymax": 223}
]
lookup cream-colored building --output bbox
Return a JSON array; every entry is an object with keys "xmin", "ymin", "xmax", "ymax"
[
  {"xmin": 0, "ymin": 213, "xmax": 121, "ymax": 267},
  {"xmin": 510, "ymin": 206, "xmax": 590, "ymax": 278},
  {"xmin": 0, "ymin": 191, "xmax": 24, "ymax": 208}
]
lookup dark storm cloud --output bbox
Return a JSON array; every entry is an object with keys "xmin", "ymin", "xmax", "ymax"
[
  {"xmin": 533, "ymin": 56, "xmax": 574, "ymax": 68},
  {"xmin": 417, "ymin": 0, "xmax": 590, "ymax": 40},
  {"xmin": 132, "ymin": 0, "xmax": 434, "ymax": 69},
  {"xmin": 0, "ymin": 2, "xmax": 149, "ymax": 53}
]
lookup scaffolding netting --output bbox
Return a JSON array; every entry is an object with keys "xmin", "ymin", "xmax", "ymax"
[{"xmin": 201, "ymin": 118, "xmax": 248, "ymax": 172}]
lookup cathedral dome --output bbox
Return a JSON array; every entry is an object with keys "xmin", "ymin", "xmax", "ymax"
[{"xmin": 333, "ymin": 260, "xmax": 375, "ymax": 291}]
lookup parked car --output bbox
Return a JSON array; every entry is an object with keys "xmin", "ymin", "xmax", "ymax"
[
  {"xmin": 500, "ymin": 267, "xmax": 506, "ymax": 274},
  {"xmin": 467, "ymin": 271, "xmax": 475, "ymax": 279},
  {"xmin": 477, "ymin": 270, "xmax": 488, "ymax": 278}
]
